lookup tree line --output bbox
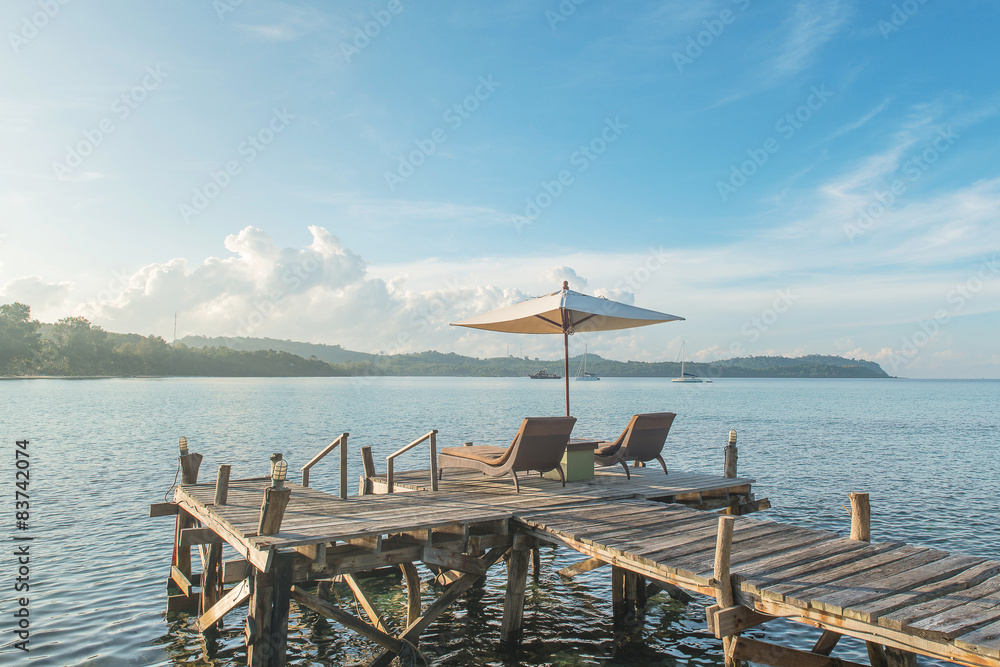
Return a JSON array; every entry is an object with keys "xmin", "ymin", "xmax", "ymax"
[{"xmin": 0, "ymin": 303, "xmax": 889, "ymax": 378}]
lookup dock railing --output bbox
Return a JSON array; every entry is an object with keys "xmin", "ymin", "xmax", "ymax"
[
  {"xmin": 301, "ymin": 432, "xmax": 348, "ymax": 499},
  {"xmin": 386, "ymin": 430, "xmax": 438, "ymax": 493}
]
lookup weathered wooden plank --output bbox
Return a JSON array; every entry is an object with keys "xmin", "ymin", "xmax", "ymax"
[
  {"xmin": 150, "ymin": 502, "xmax": 179, "ymax": 517},
  {"xmin": 180, "ymin": 527, "xmax": 224, "ymax": 547},
  {"xmin": 344, "ymin": 574, "xmax": 392, "ymax": 634},
  {"xmin": 795, "ymin": 549, "xmax": 951, "ymax": 612},
  {"xmin": 827, "ymin": 555, "xmax": 993, "ymax": 622},
  {"xmin": 195, "ymin": 579, "xmax": 251, "ymax": 632},
  {"xmin": 905, "ymin": 578, "xmax": 1000, "ymax": 641},
  {"xmin": 710, "ymin": 604, "xmax": 775, "ymax": 638},
  {"xmin": 881, "ymin": 573, "xmax": 1000, "ymax": 634},
  {"xmin": 759, "ymin": 544, "xmax": 917, "ymax": 604},
  {"xmin": 290, "ymin": 586, "xmax": 403, "ymax": 652},
  {"xmin": 558, "ymin": 556, "xmax": 608, "ymax": 578},
  {"xmin": 732, "ymin": 637, "xmax": 870, "ymax": 667},
  {"xmin": 955, "ymin": 617, "xmax": 1000, "ymax": 661},
  {"xmin": 423, "ymin": 547, "xmax": 489, "ymax": 576}
]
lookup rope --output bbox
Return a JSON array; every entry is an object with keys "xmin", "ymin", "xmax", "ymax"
[{"xmin": 163, "ymin": 457, "xmax": 181, "ymax": 502}]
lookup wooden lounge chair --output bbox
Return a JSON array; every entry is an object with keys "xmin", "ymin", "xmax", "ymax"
[
  {"xmin": 437, "ymin": 417, "xmax": 577, "ymax": 492},
  {"xmin": 593, "ymin": 412, "xmax": 676, "ymax": 479}
]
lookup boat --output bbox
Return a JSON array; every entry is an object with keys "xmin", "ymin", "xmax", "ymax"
[
  {"xmin": 575, "ymin": 344, "xmax": 600, "ymax": 381},
  {"xmin": 528, "ymin": 369, "xmax": 561, "ymax": 379},
  {"xmin": 671, "ymin": 342, "xmax": 704, "ymax": 383}
]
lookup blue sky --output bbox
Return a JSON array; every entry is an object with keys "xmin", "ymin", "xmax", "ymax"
[{"xmin": 2, "ymin": 1, "xmax": 999, "ymax": 378}]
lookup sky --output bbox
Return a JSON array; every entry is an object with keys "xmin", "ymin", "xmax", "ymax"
[{"xmin": 1, "ymin": 1, "xmax": 999, "ymax": 378}]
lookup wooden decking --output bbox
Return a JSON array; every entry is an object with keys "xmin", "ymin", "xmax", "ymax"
[{"xmin": 160, "ymin": 461, "xmax": 1000, "ymax": 667}]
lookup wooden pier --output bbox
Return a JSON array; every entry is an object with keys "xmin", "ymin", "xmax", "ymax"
[{"xmin": 152, "ymin": 438, "xmax": 1000, "ymax": 667}]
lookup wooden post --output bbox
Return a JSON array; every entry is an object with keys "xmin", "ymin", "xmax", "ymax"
[
  {"xmin": 849, "ymin": 492, "xmax": 870, "ymax": 542},
  {"xmin": 247, "ymin": 554, "xmax": 293, "ymax": 667},
  {"xmin": 180, "ymin": 453, "xmax": 203, "ymax": 485},
  {"xmin": 201, "ymin": 542, "xmax": 224, "ymax": 626},
  {"xmin": 531, "ymin": 547, "xmax": 540, "ymax": 582},
  {"xmin": 258, "ymin": 487, "xmax": 292, "ymax": 536},
  {"xmin": 259, "ymin": 454, "xmax": 291, "ymax": 536},
  {"xmin": 724, "ymin": 430, "xmax": 738, "ymax": 478},
  {"xmin": 500, "ymin": 534, "xmax": 531, "ymax": 645},
  {"xmin": 429, "ymin": 430, "xmax": 438, "ymax": 491},
  {"xmin": 885, "ymin": 646, "xmax": 918, "ymax": 667},
  {"xmin": 215, "ymin": 465, "xmax": 231, "ymax": 506},
  {"xmin": 611, "ymin": 565, "xmax": 626, "ymax": 623},
  {"xmin": 339, "ymin": 433, "xmax": 348, "ymax": 499},
  {"xmin": 624, "ymin": 571, "xmax": 639, "ymax": 626},
  {"xmin": 714, "ymin": 515, "xmax": 736, "ymax": 666}
]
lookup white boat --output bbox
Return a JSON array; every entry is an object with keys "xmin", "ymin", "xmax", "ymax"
[
  {"xmin": 671, "ymin": 342, "xmax": 703, "ymax": 383},
  {"xmin": 575, "ymin": 344, "xmax": 600, "ymax": 381}
]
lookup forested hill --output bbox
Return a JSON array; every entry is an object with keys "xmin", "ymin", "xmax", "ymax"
[{"xmin": 0, "ymin": 303, "xmax": 890, "ymax": 378}]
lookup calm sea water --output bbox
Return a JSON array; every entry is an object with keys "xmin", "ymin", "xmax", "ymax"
[{"xmin": 1, "ymin": 377, "xmax": 997, "ymax": 666}]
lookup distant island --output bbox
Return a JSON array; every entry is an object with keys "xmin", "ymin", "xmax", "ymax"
[{"xmin": 0, "ymin": 303, "xmax": 890, "ymax": 378}]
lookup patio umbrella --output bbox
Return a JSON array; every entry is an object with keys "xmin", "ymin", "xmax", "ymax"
[{"xmin": 451, "ymin": 281, "xmax": 684, "ymax": 415}]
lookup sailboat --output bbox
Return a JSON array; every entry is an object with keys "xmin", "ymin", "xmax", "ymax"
[
  {"xmin": 671, "ymin": 341, "xmax": 703, "ymax": 383},
  {"xmin": 575, "ymin": 344, "xmax": 600, "ymax": 381}
]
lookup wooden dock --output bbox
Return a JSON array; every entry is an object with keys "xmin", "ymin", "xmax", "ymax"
[{"xmin": 153, "ymin": 441, "xmax": 1000, "ymax": 667}]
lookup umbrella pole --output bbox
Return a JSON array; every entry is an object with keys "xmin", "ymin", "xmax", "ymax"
[{"xmin": 564, "ymin": 332, "xmax": 570, "ymax": 416}]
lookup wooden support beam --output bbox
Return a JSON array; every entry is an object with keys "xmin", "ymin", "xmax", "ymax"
[
  {"xmin": 180, "ymin": 527, "xmax": 224, "ymax": 547},
  {"xmin": 531, "ymin": 547, "xmax": 540, "ymax": 582},
  {"xmin": 501, "ymin": 534, "xmax": 531, "ymax": 645},
  {"xmin": 200, "ymin": 542, "xmax": 224, "ymax": 624},
  {"xmin": 884, "ymin": 646, "xmax": 918, "ymax": 667},
  {"xmin": 247, "ymin": 554, "xmax": 293, "ymax": 667},
  {"xmin": 196, "ymin": 578, "xmax": 250, "ymax": 632},
  {"xmin": 707, "ymin": 604, "xmax": 775, "ymax": 638},
  {"xmin": 400, "ymin": 562, "xmax": 421, "ymax": 627},
  {"xmin": 149, "ymin": 502, "xmax": 179, "ymax": 517},
  {"xmin": 558, "ymin": 556, "xmax": 607, "ymax": 579},
  {"xmin": 732, "ymin": 637, "xmax": 869, "ymax": 667},
  {"xmin": 290, "ymin": 586, "xmax": 404, "ymax": 653},
  {"xmin": 214, "ymin": 464, "xmax": 231, "ymax": 506},
  {"xmin": 624, "ymin": 571, "xmax": 640, "ymax": 626},
  {"xmin": 346, "ymin": 535, "xmax": 384, "ymax": 552},
  {"xmin": 344, "ymin": 574, "xmax": 392, "ymax": 634},
  {"xmin": 167, "ymin": 592, "xmax": 200, "ymax": 613},
  {"xmin": 714, "ymin": 515, "xmax": 737, "ymax": 666},
  {"xmin": 257, "ymin": 486, "xmax": 292, "ymax": 536},
  {"xmin": 224, "ymin": 559, "xmax": 250, "ymax": 585},
  {"xmin": 171, "ymin": 565, "xmax": 195, "ymax": 597},
  {"xmin": 369, "ymin": 546, "xmax": 508, "ymax": 667},
  {"xmin": 647, "ymin": 580, "xmax": 694, "ymax": 603},
  {"xmin": 171, "ymin": 508, "xmax": 196, "ymax": 605},
  {"xmin": 611, "ymin": 565, "xmax": 626, "ymax": 622},
  {"xmin": 423, "ymin": 546, "xmax": 488, "ymax": 577},
  {"xmin": 812, "ymin": 630, "xmax": 842, "ymax": 656}
]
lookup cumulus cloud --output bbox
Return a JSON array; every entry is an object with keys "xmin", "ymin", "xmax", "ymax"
[
  {"xmin": 543, "ymin": 266, "xmax": 588, "ymax": 290},
  {"xmin": 75, "ymin": 225, "xmax": 518, "ymax": 354},
  {"xmin": 1, "ymin": 276, "xmax": 72, "ymax": 310}
]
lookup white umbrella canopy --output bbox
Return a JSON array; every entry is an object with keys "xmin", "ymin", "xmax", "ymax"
[{"xmin": 451, "ymin": 281, "xmax": 684, "ymax": 415}]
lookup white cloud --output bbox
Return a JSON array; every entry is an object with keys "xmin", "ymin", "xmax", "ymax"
[{"xmin": 1, "ymin": 276, "xmax": 72, "ymax": 310}]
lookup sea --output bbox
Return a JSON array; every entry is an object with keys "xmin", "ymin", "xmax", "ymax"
[{"xmin": 0, "ymin": 376, "xmax": 997, "ymax": 666}]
